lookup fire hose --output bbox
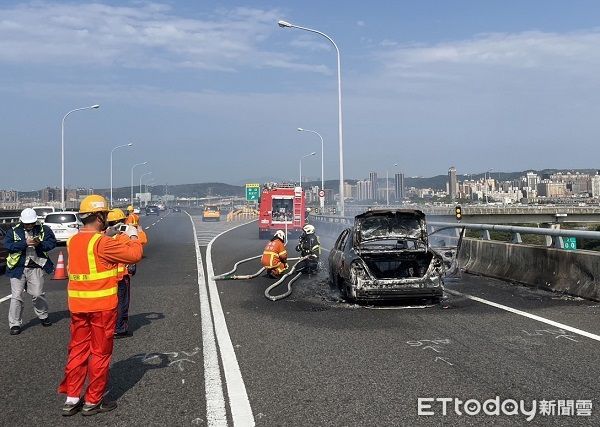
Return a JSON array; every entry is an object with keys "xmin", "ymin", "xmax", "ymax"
[{"xmin": 213, "ymin": 254, "xmax": 314, "ymax": 301}]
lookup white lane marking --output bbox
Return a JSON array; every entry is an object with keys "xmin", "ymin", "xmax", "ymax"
[
  {"xmin": 207, "ymin": 220, "xmax": 257, "ymax": 426},
  {"xmin": 185, "ymin": 212, "xmax": 227, "ymax": 425},
  {"xmin": 0, "ymin": 294, "xmax": 11, "ymax": 303},
  {"xmin": 144, "ymin": 226, "xmax": 150, "ymax": 230},
  {"xmin": 446, "ymin": 289, "xmax": 600, "ymax": 342}
]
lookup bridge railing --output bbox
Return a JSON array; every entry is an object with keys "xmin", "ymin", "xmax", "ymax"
[{"xmin": 312, "ymin": 214, "xmax": 600, "ymax": 250}]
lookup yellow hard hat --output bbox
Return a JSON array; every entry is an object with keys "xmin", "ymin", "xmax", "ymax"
[
  {"xmin": 107, "ymin": 208, "xmax": 126, "ymax": 222},
  {"xmin": 127, "ymin": 205, "xmax": 134, "ymax": 212},
  {"xmin": 79, "ymin": 195, "xmax": 110, "ymax": 214}
]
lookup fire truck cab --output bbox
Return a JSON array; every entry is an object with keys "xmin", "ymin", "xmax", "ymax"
[{"xmin": 258, "ymin": 184, "xmax": 306, "ymax": 239}]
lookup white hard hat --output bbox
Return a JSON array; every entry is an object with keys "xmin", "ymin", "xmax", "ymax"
[
  {"xmin": 303, "ymin": 224, "xmax": 315, "ymax": 235},
  {"xmin": 274, "ymin": 230, "xmax": 286, "ymax": 243},
  {"xmin": 20, "ymin": 208, "xmax": 38, "ymax": 224}
]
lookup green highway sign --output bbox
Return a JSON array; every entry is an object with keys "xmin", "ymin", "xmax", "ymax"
[
  {"xmin": 245, "ymin": 183, "xmax": 260, "ymax": 201},
  {"xmin": 563, "ymin": 236, "xmax": 577, "ymax": 250}
]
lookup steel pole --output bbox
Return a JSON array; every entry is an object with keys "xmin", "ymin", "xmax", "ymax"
[
  {"xmin": 60, "ymin": 105, "xmax": 99, "ymax": 210},
  {"xmin": 280, "ymin": 23, "xmax": 343, "ymax": 215}
]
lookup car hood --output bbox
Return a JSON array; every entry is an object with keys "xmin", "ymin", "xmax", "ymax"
[{"xmin": 354, "ymin": 209, "xmax": 427, "ymax": 245}]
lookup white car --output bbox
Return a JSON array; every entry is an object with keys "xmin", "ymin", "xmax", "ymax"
[
  {"xmin": 43, "ymin": 212, "xmax": 82, "ymax": 243},
  {"xmin": 32, "ymin": 206, "xmax": 56, "ymax": 222}
]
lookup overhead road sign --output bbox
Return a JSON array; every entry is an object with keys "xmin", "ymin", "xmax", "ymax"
[{"xmin": 246, "ymin": 183, "xmax": 260, "ymax": 201}]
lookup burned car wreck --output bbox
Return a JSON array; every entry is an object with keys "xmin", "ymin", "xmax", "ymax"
[{"xmin": 328, "ymin": 209, "xmax": 445, "ymax": 302}]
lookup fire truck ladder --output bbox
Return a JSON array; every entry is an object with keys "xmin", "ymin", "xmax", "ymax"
[{"xmin": 293, "ymin": 191, "xmax": 303, "ymax": 228}]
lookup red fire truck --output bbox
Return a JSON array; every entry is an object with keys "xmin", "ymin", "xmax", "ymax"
[{"xmin": 258, "ymin": 183, "xmax": 306, "ymax": 239}]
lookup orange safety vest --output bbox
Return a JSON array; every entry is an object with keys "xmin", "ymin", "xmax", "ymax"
[
  {"xmin": 125, "ymin": 213, "xmax": 139, "ymax": 226},
  {"xmin": 67, "ymin": 232, "xmax": 119, "ymax": 313},
  {"xmin": 261, "ymin": 239, "xmax": 287, "ymax": 268}
]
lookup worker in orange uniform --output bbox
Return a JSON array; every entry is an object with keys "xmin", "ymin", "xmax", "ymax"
[
  {"xmin": 261, "ymin": 230, "xmax": 288, "ymax": 278},
  {"xmin": 124, "ymin": 205, "xmax": 139, "ymax": 226},
  {"xmin": 58, "ymin": 196, "xmax": 143, "ymax": 417},
  {"xmin": 105, "ymin": 208, "xmax": 135, "ymax": 339}
]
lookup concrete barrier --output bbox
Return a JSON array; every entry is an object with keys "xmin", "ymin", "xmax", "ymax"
[{"xmin": 458, "ymin": 238, "xmax": 600, "ymax": 301}]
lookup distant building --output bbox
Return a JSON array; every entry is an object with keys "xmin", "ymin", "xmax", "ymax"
[
  {"xmin": 356, "ymin": 180, "xmax": 373, "ymax": 201},
  {"xmin": 369, "ymin": 172, "xmax": 378, "ymax": 201},
  {"xmin": 394, "ymin": 173, "xmax": 404, "ymax": 201},
  {"xmin": 448, "ymin": 167, "xmax": 458, "ymax": 200},
  {"xmin": 591, "ymin": 175, "xmax": 600, "ymax": 197},
  {"xmin": 537, "ymin": 180, "xmax": 567, "ymax": 197}
]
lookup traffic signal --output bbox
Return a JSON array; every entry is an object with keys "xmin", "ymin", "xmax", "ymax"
[{"xmin": 455, "ymin": 205, "xmax": 462, "ymax": 221}]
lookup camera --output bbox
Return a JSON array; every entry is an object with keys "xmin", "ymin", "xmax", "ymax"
[{"xmin": 118, "ymin": 224, "xmax": 128, "ymax": 233}]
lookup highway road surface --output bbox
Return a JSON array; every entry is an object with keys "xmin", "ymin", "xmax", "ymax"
[{"xmin": 1, "ymin": 211, "xmax": 600, "ymax": 426}]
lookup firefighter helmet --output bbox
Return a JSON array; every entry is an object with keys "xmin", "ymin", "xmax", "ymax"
[
  {"xmin": 274, "ymin": 230, "xmax": 286, "ymax": 243},
  {"xmin": 79, "ymin": 195, "xmax": 109, "ymax": 215},
  {"xmin": 303, "ymin": 224, "xmax": 315, "ymax": 235},
  {"xmin": 107, "ymin": 208, "xmax": 126, "ymax": 223}
]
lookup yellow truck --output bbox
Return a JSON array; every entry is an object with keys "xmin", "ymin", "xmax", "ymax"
[{"xmin": 202, "ymin": 205, "xmax": 221, "ymax": 222}]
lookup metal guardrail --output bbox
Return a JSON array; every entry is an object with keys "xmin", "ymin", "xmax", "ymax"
[
  {"xmin": 344, "ymin": 204, "xmax": 600, "ymax": 215},
  {"xmin": 312, "ymin": 214, "xmax": 600, "ymax": 249},
  {"xmin": 0, "ymin": 215, "xmax": 19, "ymax": 225}
]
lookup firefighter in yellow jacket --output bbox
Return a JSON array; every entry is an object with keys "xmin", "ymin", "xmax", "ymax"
[{"xmin": 261, "ymin": 230, "xmax": 288, "ymax": 278}]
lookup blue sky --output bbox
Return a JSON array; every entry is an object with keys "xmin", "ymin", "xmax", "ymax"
[{"xmin": 3, "ymin": 1, "xmax": 600, "ymax": 190}]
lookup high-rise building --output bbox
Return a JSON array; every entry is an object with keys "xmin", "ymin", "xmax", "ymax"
[
  {"xmin": 591, "ymin": 175, "xmax": 600, "ymax": 197},
  {"xmin": 369, "ymin": 172, "xmax": 378, "ymax": 201},
  {"xmin": 356, "ymin": 180, "xmax": 373, "ymax": 201},
  {"xmin": 526, "ymin": 172, "xmax": 539, "ymax": 191},
  {"xmin": 448, "ymin": 167, "xmax": 458, "ymax": 200},
  {"xmin": 394, "ymin": 173, "xmax": 404, "ymax": 201}
]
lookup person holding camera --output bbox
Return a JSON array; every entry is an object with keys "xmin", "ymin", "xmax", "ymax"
[
  {"xmin": 105, "ymin": 208, "xmax": 137, "ymax": 339},
  {"xmin": 58, "ymin": 195, "xmax": 143, "ymax": 416},
  {"xmin": 3, "ymin": 207, "xmax": 57, "ymax": 335}
]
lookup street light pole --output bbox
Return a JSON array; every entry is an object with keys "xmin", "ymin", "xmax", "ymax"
[
  {"xmin": 110, "ymin": 142, "xmax": 133, "ymax": 207},
  {"xmin": 299, "ymin": 152, "xmax": 316, "ymax": 188},
  {"xmin": 131, "ymin": 162, "xmax": 148, "ymax": 205},
  {"xmin": 61, "ymin": 104, "xmax": 100, "ymax": 210},
  {"xmin": 139, "ymin": 172, "xmax": 152, "ymax": 207},
  {"xmin": 298, "ymin": 128, "xmax": 325, "ymax": 207},
  {"xmin": 279, "ymin": 20, "xmax": 344, "ymax": 215}
]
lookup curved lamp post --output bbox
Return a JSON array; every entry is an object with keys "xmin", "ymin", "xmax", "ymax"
[
  {"xmin": 110, "ymin": 143, "xmax": 133, "ymax": 207},
  {"xmin": 61, "ymin": 104, "xmax": 100, "ymax": 210},
  {"xmin": 279, "ymin": 20, "xmax": 344, "ymax": 215},
  {"xmin": 298, "ymin": 127, "xmax": 324, "ymax": 207},
  {"xmin": 299, "ymin": 152, "xmax": 316, "ymax": 188},
  {"xmin": 130, "ymin": 162, "xmax": 148, "ymax": 205}
]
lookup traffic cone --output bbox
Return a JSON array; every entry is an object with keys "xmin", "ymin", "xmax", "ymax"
[{"xmin": 53, "ymin": 251, "xmax": 67, "ymax": 280}]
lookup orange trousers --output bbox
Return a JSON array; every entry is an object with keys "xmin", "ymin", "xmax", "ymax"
[{"xmin": 58, "ymin": 309, "xmax": 116, "ymax": 404}]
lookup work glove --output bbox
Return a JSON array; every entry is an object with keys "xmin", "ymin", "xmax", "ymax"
[
  {"xmin": 124, "ymin": 225, "xmax": 139, "ymax": 238},
  {"xmin": 105, "ymin": 226, "xmax": 119, "ymax": 237}
]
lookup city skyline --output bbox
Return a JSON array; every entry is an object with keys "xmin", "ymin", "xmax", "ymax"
[{"xmin": 3, "ymin": 1, "xmax": 600, "ymax": 189}]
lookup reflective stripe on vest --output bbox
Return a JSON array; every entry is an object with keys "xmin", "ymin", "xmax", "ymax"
[
  {"xmin": 68, "ymin": 233, "xmax": 118, "ymax": 281},
  {"xmin": 6, "ymin": 225, "xmax": 46, "ymax": 269},
  {"xmin": 68, "ymin": 287, "xmax": 118, "ymax": 299}
]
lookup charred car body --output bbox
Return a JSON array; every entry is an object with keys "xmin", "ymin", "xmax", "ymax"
[{"xmin": 328, "ymin": 209, "xmax": 445, "ymax": 302}]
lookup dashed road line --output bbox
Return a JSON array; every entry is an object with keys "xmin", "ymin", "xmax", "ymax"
[
  {"xmin": 446, "ymin": 289, "xmax": 600, "ymax": 342},
  {"xmin": 0, "ymin": 295, "xmax": 11, "ymax": 304}
]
